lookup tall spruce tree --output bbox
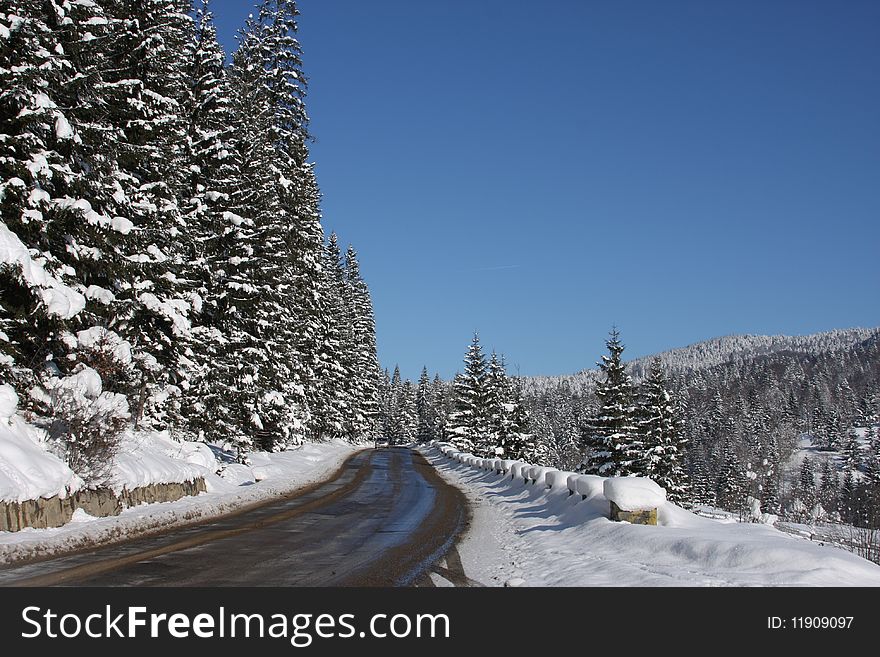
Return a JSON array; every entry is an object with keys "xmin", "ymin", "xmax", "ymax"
[
  {"xmin": 344, "ymin": 245, "xmax": 380, "ymax": 440},
  {"xmin": 447, "ymin": 333, "xmax": 488, "ymax": 453},
  {"xmin": 416, "ymin": 366, "xmax": 432, "ymax": 442},
  {"xmin": 580, "ymin": 329, "xmax": 639, "ymax": 476},
  {"xmin": 638, "ymin": 358, "xmax": 689, "ymax": 502}
]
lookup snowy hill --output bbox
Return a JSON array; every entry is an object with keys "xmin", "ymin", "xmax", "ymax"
[{"xmin": 524, "ymin": 327, "xmax": 880, "ymax": 394}]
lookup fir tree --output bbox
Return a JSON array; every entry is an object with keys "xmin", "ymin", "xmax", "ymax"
[
  {"xmin": 447, "ymin": 333, "xmax": 488, "ymax": 453},
  {"xmin": 797, "ymin": 456, "xmax": 817, "ymax": 516},
  {"xmin": 580, "ymin": 329, "xmax": 639, "ymax": 476},
  {"xmin": 638, "ymin": 357, "xmax": 689, "ymax": 502},
  {"xmin": 343, "ymin": 246, "xmax": 380, "ymax": 440},
  {"xmin": 431, "ymin": 373, "xmax": 448, "ymax": 440},
  {"xmin": 416, "ymin": 366, "xmax": 432, "ymax": 442},
  {"xmin": 842, "ymin": 427, "xmax": 862, "ymax": 471}
]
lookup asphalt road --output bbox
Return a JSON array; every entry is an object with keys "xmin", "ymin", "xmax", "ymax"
[{"xmin": 0, "ymin": 447, "xmax": 473, "ymax": 587}]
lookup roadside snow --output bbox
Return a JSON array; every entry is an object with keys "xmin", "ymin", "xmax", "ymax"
[
  {"xmin": 109, "ymin": 430, "xmax": 212, "ymax": 493},
  {"xmin": 0, "ymin": 415, "xmax": 82, "ymax": 502},
  {"xmin": 0, "ymin": 439, "xmax": 361, "ymax": 564},
  {"xmin": 421, "ymin": 444, "xmax": 880, "ymax": 587},
  {"xmin": 604, "ymin": 477, "xmax": 666, "ymax": 510}
]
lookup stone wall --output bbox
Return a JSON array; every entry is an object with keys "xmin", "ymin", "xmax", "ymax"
[
  {"xmin": 0, "ymin": 477, "xmax": 206, "ymax": 533},
  {"xmin": 609, "ymin": 501, "xmax": 658, "ymax": 525}
]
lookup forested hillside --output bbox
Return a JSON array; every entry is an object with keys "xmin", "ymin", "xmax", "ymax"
[{"xmin": 524, "ymin": 328, "xmax": 880, "ymax": 524}]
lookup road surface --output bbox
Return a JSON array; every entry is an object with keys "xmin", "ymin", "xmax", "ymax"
[{"xmin": 0, "ymin": 448, "xmax": 474, "ymax": 587}]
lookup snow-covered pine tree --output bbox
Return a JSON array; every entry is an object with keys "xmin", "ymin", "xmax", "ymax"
[
  {"xmin": 224, "ymin": 0, "xmax": 319, "ymax": 450},
  {"xmin": 447, "ymin": 333, "xmax": 488, "ymax": 453},
  {"xmin": 431, "ymin": 373, "xmax": 448, "ymax": 440},
  {"xmin": 579, "ymin": 329, "xmax": 640, "ymax": 476},
  {"xmin": 818, "ymin": 458, "xmax": 840, "ymax": 519},
  {"xmin": 796, "ymin": 456, "xmax": 817, "ymax": 515},
  {"xmin": 377, "ymin": 368, "xmax": 392, "ymax": 438},
  {"xmin": 842, "ymin": 428, "xmax": 862, "ymax": 472},
  {"xmin": 638, "ymin": 357, "xmax": 689, "ymax": 502},
  {"xmin": 177, "ymin": 0, "xmax": 242, "ymax": 444},
  {"xmin": 839, "ymin": 467, "xmax": 855, "ymax": 523},
  {"xmin": 758, "ymin": 433, "xmax": 781, "ymax": 515},
  {"xmin": 716, "ymin": 438, "xmax": 747, "ymax": 515},
  {"xmin": 387, "ymin": 366, "xmax": 402, "ymax": 443},
  {"xmin": 483, "ymin": 352, "xmax": 509, "ymax": 457},
  {"xmin": 311, "ymin": 232, "xmax": 349, "ymax": 441},
  {"xmin": 416, "ymin": 366, "xmax": 432, "ymax": 442},
  {"xmin": 1, "ymin": 1, "xmax": 89, "ymax": 394},
  {"xmin": 505, "ymin": 376, "xmax": 538, "ymax": 462},
  {"xmin": 686, "ymin": 438, "xmax": 715, "ymax": 506},
  {"xmin": 395, "ymin": 379, "xmax": 418, "ymax": 443},
  {"xmin": 94, "ymin": 0, "xmax": 197, "ymax": 427},
  {"xmin": 344, "ymin": 245, "xmax": 380, "ymax": 440}
]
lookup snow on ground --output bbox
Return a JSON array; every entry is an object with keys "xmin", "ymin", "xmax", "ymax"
[
  {"xmin": 0, "ymin": 433, "xmax": 361, "ymax": 565},
  {"xmin": 0, "ymin": 413, "xmax": 82, "ymax": 502},
  {"xmin": 110, "ymin": 430, "xmax": 213, "ymax": 493},
  {"xmin": 421, "ymin": 444, "xmax": 880, "ymax": 587}
]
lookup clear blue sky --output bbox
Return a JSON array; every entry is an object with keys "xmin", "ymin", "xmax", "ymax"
[{"xmin": 209, "ymin": 0, "xmax": 880, "ymax": 381}]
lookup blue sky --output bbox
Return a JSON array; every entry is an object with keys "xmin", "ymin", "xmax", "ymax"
[{"xmin": 209, "ymin": 0, "xmax": 880, "ymax": 380}]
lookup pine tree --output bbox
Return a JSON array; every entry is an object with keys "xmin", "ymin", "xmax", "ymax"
[
  {"xmin": 178, "ymin": 0, "xmax": 241, "ymax": 444},
  {"xmin": 311, "ymin": 233, "xmax": 348, "ymax": 441},
  {"xmin": 505, "ymin": 376, "xmax": 537, "ymax": 461},
  {"xmin": 447, "ymin": 333, "xmax": 488, "ymax": 453},
  {"xmin": 416, "ymin": 366, "xmax": 432, "ymax": 442},
  {"xmin": 638, "ymin": 357, "xmax": 689, "ymax": 502},
  {"xmin": 223, "ymin": 0, "xmax": 320, "ymax": 450},
  {"xmin": 482, "ymin": 352, "xmax": 509, "ymax": 457},
  {"xmin": 431, "ymin": 373, "xmax": 448, "ymax": 440},
  {"xmin": 95, "ymin": 0, "xmax": 197, "ymax": 427},
  {"xmin": 388, "ymin": 366, "xmax": 402, "ymax": 443},
  {"xmin": 797, "ymin": 456, "xmax": 817, "ymax": 516},
  {"xmin": 580, "ymin": 329, "xmax": 639, "ymax": 476},
  {"xmin": 344, "ymin": 245, "xmax": 380, "ymax": 440},
  {"xmin": 378, "ymin": 368, "xmax": 392, "ymax": 438},
  {"xmin": 758, "ymin": 433, "xmax": 781, "ymax": 515},
  {"xmin": 687, "ymin": 438, "xmax": 715, "ymax": 506},
  {"xmin": 839, "ymin": 468, "xmax": 855, "ymax": 524},
  {"xmin": 717, "ymin": 439, "xmax": 746, "ymax": 513},
  {"xmin": 842, "ymin": 427, "xmax": 862, "ymax": 472},
  {"xmin": 818, "ymin": 458, "xmax": 840, "ymax": 519},
  {"xmin": 395, "ymin": 379, "xmax": 418, "ymax": 443},
  {"xmin": 1, "ymin": 1, "xmax": 89, "ymax": 396}
]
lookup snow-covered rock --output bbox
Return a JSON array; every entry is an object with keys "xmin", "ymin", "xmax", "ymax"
[{"xmin": 603, "ymin": 477, "xmax": 666, "ymax": 511}]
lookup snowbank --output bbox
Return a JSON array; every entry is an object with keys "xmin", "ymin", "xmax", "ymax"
[
  {"xmin": 0, "ymin": 415, "xmax": 82, "ymax": 502},
  {"xmin": 110, "ymin": 430, "xmax": 213, "ymax": 493},
  {"xmin": 425, "ymin": 443, "xmax": 880, "ymax": 587},
  {"xmin": 604, "ymin": 477, "xmax": 666, "ymax": 510},
  {"xmin": 0, "ymin": 385, "xmax": 17, "ymax": 420},
  {"xmin": 0, "ymin": 439, "xmax": 361, "ymax": 564}
]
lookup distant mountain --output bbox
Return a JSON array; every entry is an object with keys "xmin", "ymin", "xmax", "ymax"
[{"xmin": 525, "ymin": 327, "xmax": 880, "ymax": 394}]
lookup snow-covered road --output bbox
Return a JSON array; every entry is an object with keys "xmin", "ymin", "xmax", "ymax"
[{"xmin": 0, "ymin": 448, "xmax": 468, "ymax": 586}]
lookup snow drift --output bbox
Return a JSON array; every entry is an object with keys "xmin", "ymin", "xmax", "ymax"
[{"xmin": 428, "ymin": 442, "xmax": 880, "ymax": 586}]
